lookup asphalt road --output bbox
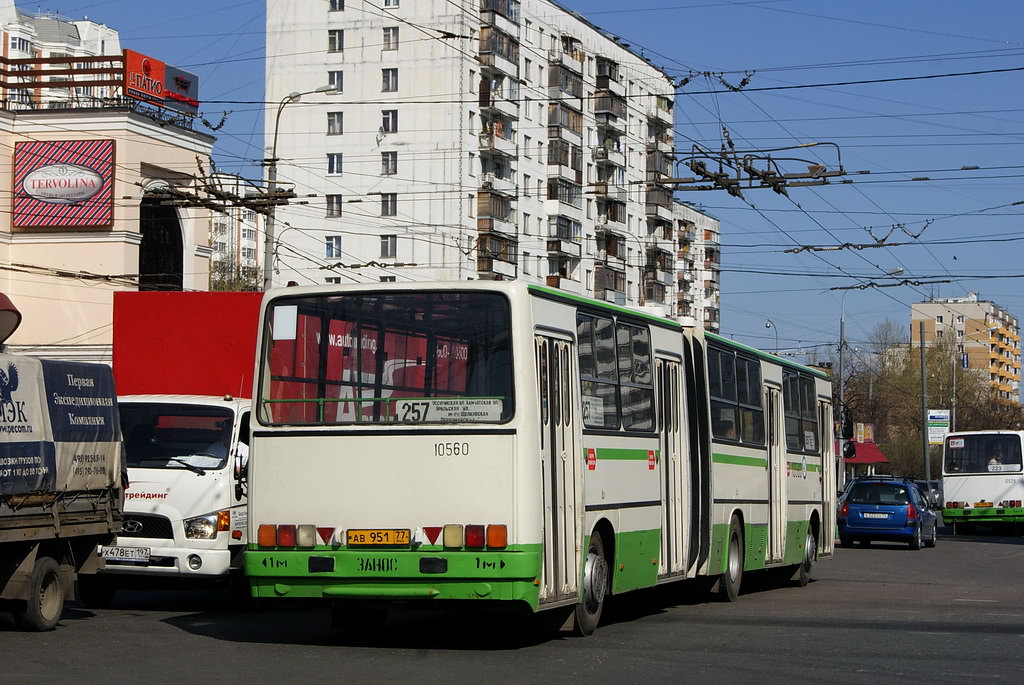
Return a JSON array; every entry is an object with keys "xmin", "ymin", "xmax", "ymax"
[{"xmin": 3, "ymin": 529, "xmax": 1023, "ymax": 684}]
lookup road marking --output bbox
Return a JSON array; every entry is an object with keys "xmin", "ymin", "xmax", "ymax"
[{"xmin": 953, "ymin": 598, "xmax": 998, "ymax": 603}]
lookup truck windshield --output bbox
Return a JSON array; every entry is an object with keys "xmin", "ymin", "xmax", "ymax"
[
  {"xmin": 259, "ymin": 291, "xmax": 513, "ymax": 425},
  {"xmin": 120, "ymin": 404, "xmax": 235, "ymax": 470},
  {"xmin": 945, "ymin": 434, "xmax": 1023, "ymax": 474}
]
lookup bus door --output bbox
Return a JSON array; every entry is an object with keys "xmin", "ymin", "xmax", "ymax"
[
  {"xmin": 819, "ymin": 401, "xmax": 835, "ymax": 552},
  {"xmin": 767, "ymin": 385, "xmax": 786, "ymax": 563},
  {"xmin": 656, "ymin": 358, "xmax": 686, "ymax": 577},
  {"xmin": 535, "ymin": 335, "xmax": 581, "ymax": 603}
]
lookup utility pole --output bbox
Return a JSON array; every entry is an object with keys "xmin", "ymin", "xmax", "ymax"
[{"xmin": 920, "ymin": 321, "xmax": 931, "ymax": 484}]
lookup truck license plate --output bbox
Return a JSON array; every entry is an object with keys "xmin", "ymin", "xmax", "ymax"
[
  {"xmin": 100, "ymin": 545, "xmax": 151, "ymax": 561},
  {"xmin": 346, "ymin": 529, "xmax": 410, "ymax": 546}
]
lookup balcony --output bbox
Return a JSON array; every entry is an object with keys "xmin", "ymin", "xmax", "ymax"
[
  {"xmin": 646, "ymin": 201, "xmax": 673, "ymax": 222},
  {"xmin": 548, "ymin": 47, "xmax": 584, "ymax": 74},
  {"xmin": 477, "ymin": 255, "xmax": 517, "ymax": 279},
  {"xmin": 647, "ymin": 132, "xmax": 674, "ymax": 154},
  {"xmin": 479, "ymin": 92, "xmax": 520, "ymax": 120},
  {"xmin": 645, "ymin": 266, "xmax": 673, "ymax": 285},
  {"xmin": 593, "ymin": 144, "xmax": 625, "ymax": 167},
  {"xmin": 596, "ymin": 73, "xmax": 625, "ymax": 98},
  {"xmin": 480, "ymin": 8, "xmax": 520, "ymax": 37},
  {"xmin": 592, "ymin": 181, "xmax": 628, "ymax": 203},
  {"xmin": 546, "ymin": 238, "xmax": 582, "ymax": 258},
  {"xmin": 647, "ymin": 95, "xmax": 674, "ymax": 125},
  {"xmin": 480, "ymin": 171, "xmax": 516, "ymax": 195},
  {"xmin": 597, "ymin": 288, "xmax": 627, "ymax": 306},
  {"xmin": 479, "ymin": 131, "xmax": 516, "ymax": 156}
]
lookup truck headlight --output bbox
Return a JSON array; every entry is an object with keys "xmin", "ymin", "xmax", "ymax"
[{"xmin": 183, "ymin": 514, "xmax": 219, "ymax": 539}]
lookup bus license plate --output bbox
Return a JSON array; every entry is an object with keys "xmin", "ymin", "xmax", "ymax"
[
  {"xmin": 100, "ymin": 546, "xmax": 151, "ymax": 561},
  {"xmin": 862, "ymin": 512, "xmax": 888, "ymax": 519},
  {"xmin": 346, "ymin": 529, "xmax": 410, "ymax": 546}
]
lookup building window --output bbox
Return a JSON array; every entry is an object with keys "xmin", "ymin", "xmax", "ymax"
[
  {"xmin": 382, "ymin": 109, "xmax": 398, "ymax": 133},
  {"xmin": 381, "ymin": 151, "xmax": 397, "ymax": 175},
  {"xmin": 382, "ymin": 68, "xmax": 398, "ymax": 92},
  {"xmin": 242, "ymin": 210, "xmax": 256, "ymax": 222},
  {"xmin": 936, "ymin": 315, "xmax": 944, "ymax": 324},
  {"xmin": 327, "ymin": 111, "xmax": 343, "ymax": 134},
  {"xmin": 325, "ymin": 235, "xmax": 343, "ymax": 258},
  {"xmin": 329, "ymin": 0, "xmax": 344, "ymax": 10},
  {"xmin": 242, "ymin": 229, "xmax": 256, "ymax": 240},
  {"xmin": 383, "ymin": 0, "xmax": 399, "ymax": 6},
  {"xmin": 380, "ymin": 276, "xmax": 396, "ymax": 282},
  {"xmin": 381, "ymin": 193, "xmax": 397, "ymax": 216},
  {"xmin": 328, "ymin": 29, "xmax": 344, "ymax": 52},
  {"xmin": 380, "ymin": 234, "xmax": 397, "ymax": 258},
  {"xmin": 383, "ymin": 27, "xmax": 399, "ymax": 50},
  {"xmin": 326, "ymin": 194, "xmax": 343, "ymax": 217},
  {"xmin": 328, "ymin": 70, "xmax": 343, "ymax": 92},
  {"xmin": 327, "ymin": 153, "xmax": 343, "ymax": 174},
  {"xmin": 325, "ymin": 277, "xmax": 342, "ymax": 284}
]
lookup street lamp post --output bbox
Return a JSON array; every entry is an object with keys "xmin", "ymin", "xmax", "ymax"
[
  {"xmin": 262, "ymin": 85, "xmax": 337, "ymax": 292},
  {"xmin": 765, "ymin": 319, "xmax": 778, "ymax": 355}
]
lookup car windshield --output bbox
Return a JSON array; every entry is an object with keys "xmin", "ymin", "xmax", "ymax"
[
  {"xmin": 848, "ymin": 483, "xmax": 910, "ymax": 506},
  {"xmin": 120, "ymin": 403, "xmax": 234, "ymax": 470},
  {"xmin": 944, "ymin": 434, "xmax": 1023, "ymax": 474}
]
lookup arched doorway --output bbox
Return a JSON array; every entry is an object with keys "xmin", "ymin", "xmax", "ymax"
[{"xmin": 139, "ymin": 193, "xmax": 184, "ymax": 291}]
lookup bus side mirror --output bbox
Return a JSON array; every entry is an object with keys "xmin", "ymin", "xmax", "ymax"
[{"xmin": 842, "ymin": 441, "xmax": 856, "ymax": 459}]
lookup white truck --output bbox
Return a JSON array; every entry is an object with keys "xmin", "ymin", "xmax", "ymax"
[
  {"xmin": 78, "ymin": 291, "xmax": 260, "ymax": 605},
  {"xmin": 0, "ymin": 293, "xmax": 124, "ymax": 630}
]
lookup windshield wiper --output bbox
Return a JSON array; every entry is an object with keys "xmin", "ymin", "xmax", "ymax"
[{"xmin": 167, "ymin": 458, "xmax": 207, "ymax": 476}]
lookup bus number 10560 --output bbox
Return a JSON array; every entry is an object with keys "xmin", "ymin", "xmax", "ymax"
[{"xmin": 434, "ymin": 442, "xmax": 470, "ymax": 457}]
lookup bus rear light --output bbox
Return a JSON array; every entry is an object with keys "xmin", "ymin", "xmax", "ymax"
[
  {"xmin": 487, "ymin": 524, "xmax": 507, "ymax": 549},
  {"xmin": 217, "ymin": 510, "xmax": 231, "ymax": 532},
  {"xmin": 443, "ymin": 524, "xmax": 463, "ymax": 549},
  {"xmin": 257, "ymin": 524, "xmax": 277, "ymax": 548},
  {"xmin": 297, "ymin": 524, "xmax": 316, "ymax": 548},
  {"xmin": 465, "ymin": 525, "xmax": 485, "ymax": 548},
  {"xmin": 277, "ymin": 524, "xmax": 297, "ymax": 547}
]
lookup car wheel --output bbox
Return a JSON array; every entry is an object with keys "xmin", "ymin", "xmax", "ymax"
[
  {"xmin": 925, "ymin": 524, "xmax": 937, "ymax": 548},
  {"xmin": 910, "ymin": 525, "xmax": 922, "ymax": 550}
]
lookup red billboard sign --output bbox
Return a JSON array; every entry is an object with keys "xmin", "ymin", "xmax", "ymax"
[
  {"xmin": 123, "ymin": 49, "xmax": 199, "ymax": 113},
  {"xmin": 12, "ymin": 140, "xmax": 115, "ymax": 229}
]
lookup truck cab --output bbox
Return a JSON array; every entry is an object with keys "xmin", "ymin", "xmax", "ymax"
[{"xmin": 86, "ymin": 395, "xmax": 249, "ymax": 599}]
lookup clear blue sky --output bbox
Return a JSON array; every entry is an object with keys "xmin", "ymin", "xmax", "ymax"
[{"xmin": 52, "ymin": 0, "xmax": 1024, "ymax": 363}]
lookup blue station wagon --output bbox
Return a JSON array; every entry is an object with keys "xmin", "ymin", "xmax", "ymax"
[{"xmin": 839, "ymin": 478, "xmax": 938, "ymax": 549}]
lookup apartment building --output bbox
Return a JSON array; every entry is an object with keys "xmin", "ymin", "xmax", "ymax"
[
  {"xmin": 209, "ymin": 173, "xmax": 264, "ymax": 289},
  {"xmin": 265, "ymin": 0, "xmax": 722, "ymax": 321},
  {"xmin": 911, "ymin": 293, "xmax": 1021, "ymax": 401},
  {"xmin": 674, "ymin": 200, "xmax": 720, "ymax": 332}
]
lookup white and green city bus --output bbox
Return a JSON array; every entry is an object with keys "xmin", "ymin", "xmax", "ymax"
[
  {"xmin": 942, "ymin": 430, "xmax": 1024, "ymax": 534},
  {"xmin": 244, "ymin": 282, "xmax": 835, "ymax": 634}
]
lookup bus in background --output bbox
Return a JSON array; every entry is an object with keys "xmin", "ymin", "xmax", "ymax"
[
  {"xmin": 942, "ymin": 431, "xmax": 1024, "ymax": 535},
  {"xmin": 244, "ymin": 282, "xmax": 835, "ymax": 635}
]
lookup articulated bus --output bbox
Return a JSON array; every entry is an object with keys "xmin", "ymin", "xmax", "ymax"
[
  {"xmin": 943, "ymin": 431, "xmax": 1024, "ymax": 534},
  {"xmin": 244, "ymin": 281, "xmax": 836, "ymax": 634}
]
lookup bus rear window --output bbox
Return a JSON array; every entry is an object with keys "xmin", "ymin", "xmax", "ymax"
[
  {"xmin": 260, "ymin": 291, "xmax": 513, "ymax": 425},
  {"xmin": 945, "ymin": 434, "xmax": 1023, "ymax": 474}
]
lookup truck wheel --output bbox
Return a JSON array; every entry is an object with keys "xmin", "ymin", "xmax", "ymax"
[
  {"xmin": 15, "ymin": 556, "xmax": 64, "ymax": 631},
  {"xmin": 77, "ymin": 574, "xmax": 116, "ymax": 609}
]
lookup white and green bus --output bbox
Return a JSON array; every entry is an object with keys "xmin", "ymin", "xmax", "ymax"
[
  {"xmin": 943, "ymin": 430, "xmax": 1024, "ymax": 534},
  {"xmin": 244, "ymin": 281, "xmax": 835, "ymax": 634}
]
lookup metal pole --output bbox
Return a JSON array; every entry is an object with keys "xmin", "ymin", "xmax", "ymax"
[
  {"xmin": 951, "ymin": 351, "xmax": 957, "ymax": 432},
  {"xmin": 920, "ymin": 321, "xmax": 931, "ymax": 484},
  {"xmin": 262, "ymin": 160, "xmax": 277, "ymax": 291}
]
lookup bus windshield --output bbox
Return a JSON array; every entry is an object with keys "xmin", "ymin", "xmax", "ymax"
[
  {"xmin": 120, "ymin": 403, "xmax": 234, "ymax": 470},
  {"xmin": 945, "ymin": 434, "xmax": 1023, "ymax": 474},
  {"xmin": 259, "ymin": 291, "xmax": 513, "ymax": 425}
]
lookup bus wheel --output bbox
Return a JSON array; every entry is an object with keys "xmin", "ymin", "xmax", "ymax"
[
  {"xmin": 77, "ymin": 574, "xmax": 116, "ymax": 609},
  {"xmin": 573, "ymin": 532, "xmax": 609, "ymax": 636},
  {"xmin": 795, "ymin": 528, "xmax": 815, "ymax": 587},
  {"xmin": 15, "ymin": 556, "xmax": 64, "ymax": 631},
  {"xmin": 718, "ymin": 517, "xmax": 743, "ymax": 602}
]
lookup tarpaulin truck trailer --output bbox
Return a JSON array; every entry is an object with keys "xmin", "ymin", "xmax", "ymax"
[
  {"xmin": 0, "ymin": 294, "xmax": 124, "ymax": 631},
  {"xmin": 80, "ymin": 292, "xmax": 261, "ymax": 605}
]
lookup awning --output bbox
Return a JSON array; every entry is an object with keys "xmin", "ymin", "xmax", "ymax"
[{"xmin": 842, "ymin": 441, "xmax": 889, "ymax": 464}]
